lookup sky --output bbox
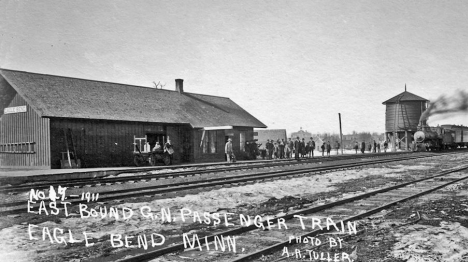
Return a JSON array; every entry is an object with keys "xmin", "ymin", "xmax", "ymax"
[{"xmin": 0, "ymin": 0, "xmax": 467, "ymax": 134}]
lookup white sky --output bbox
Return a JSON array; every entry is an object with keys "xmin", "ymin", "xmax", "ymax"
[{"xmin": 0, "ymin": 0, "xmax": 467, "ymax": 133}]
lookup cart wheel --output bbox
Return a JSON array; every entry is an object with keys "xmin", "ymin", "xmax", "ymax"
[
  {"xmin": 149, "ymin": 155, "xmax": 157, "ymax": 166},
  {"xmin": 163, "ymin": 155, "xmax": 171, "ymax": 165},
  {"xmin": 134, "ymin": 155, "xmax": 146, "ymax": 166}
]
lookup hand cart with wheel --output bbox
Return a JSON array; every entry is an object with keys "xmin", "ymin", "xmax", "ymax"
[{"xmin": 133, "ymin": 135, "xmax": 171, "ymax": 166}]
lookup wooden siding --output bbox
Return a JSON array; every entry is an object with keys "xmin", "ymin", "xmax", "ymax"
[
  {"xmin": 49, "ymin": 119, "xmax": 192, "ymax": 168},
  {"xmin": 192, "ymin": 127, "xmax": 254, "ymax": 163},
  {"xmin": 385, "ymin": 101, "xmax": 426, "ymax": 132},
  {"xmin": 0, "ymin": 94, "xmax": 51, "ymax": 168}
]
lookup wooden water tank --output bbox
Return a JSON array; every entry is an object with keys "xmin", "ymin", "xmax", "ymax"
[{"xmin": 382, "ymin": 90, "xmax": 429, "ymax": 132}]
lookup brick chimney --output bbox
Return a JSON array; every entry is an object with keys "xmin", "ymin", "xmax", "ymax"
[{"xmin": 175, "ymin": 79, "xmax": 184, "ymax": 93}]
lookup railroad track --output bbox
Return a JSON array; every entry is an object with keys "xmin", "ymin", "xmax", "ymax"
[
  {"xmin": 0, "ymin": 151, "xmax": 419, "ymax": 193},
  {"xmin": 0, "ymin": 151, "xmax": 460, "ymax": 216},
  {"xmin": 111, "ymin": 163, "xmax": 468, "ymax": 262}
]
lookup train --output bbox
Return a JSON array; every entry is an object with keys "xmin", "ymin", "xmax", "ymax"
[{"xmin": 413, "ymin": 124, "xmax": 468, "ymax": 151}]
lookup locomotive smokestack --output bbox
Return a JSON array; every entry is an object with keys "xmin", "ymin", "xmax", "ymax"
[{"xmin": 175, "ymin": 79, "xmax": 184, "ymax": 93}]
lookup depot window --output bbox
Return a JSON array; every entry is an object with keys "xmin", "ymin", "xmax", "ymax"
[
  {"xmin": 202, "ymin": 131, "xmax": 217, "ymax": 154},
  {"xmin": 240, "ymin": 132, "xmax": 246, "ymax": 151}
]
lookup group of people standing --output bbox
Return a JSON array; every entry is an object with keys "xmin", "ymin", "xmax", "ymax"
[
  {"xmin": 353, "ymin": 140, "xmax": 388, "ymax": 154},
  {"xmin": 226, "ymin": 136, "xmax": 391, "ymax": 163},
  {"xmin": 319, "ymin": 141, "xmax": 341, "ymax": 157},
  {"xmin": 263, "ymin": 137, "xmax": 317, "ymax": 160}
]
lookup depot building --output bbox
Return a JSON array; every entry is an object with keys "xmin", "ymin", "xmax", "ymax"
[{"xmin": 0, "ymin": 69, "xmax": 266, "ymax": 169}]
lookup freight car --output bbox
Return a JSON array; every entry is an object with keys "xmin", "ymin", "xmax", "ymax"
[
  {"xmin": 441, "ymin": 125, "xmax": 468, "ymax": 148},
  {"xmin": 414, "ymin": 124, "xmax": 468, "ymax": 151}
]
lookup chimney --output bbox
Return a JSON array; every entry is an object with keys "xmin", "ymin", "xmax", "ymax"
[{"xmin": 175, "ymin": 79, "xmax": 184, "ymax": 93}]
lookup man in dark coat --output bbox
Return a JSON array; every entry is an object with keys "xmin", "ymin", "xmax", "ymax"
[
  {"xmin": 294, "ymin": 137, "xmax": 301, "ymax": 160},
  {"xmin": 326, "ymin": 141, "xmax": 332, "ymax": 157},
  {"xmin": 279, "ymin": 139, "xmax": 285, "ymax": 159},
  {"xmin": 301, "ymin": 138, "xmax": 306, "ymax": 158},
  {"xmin": 310, "ymin": 138, "xmax": 316, "ymax": 158},
  {"xmin": 266, "ymin": 139, "xmax": 274, "ymax": 159},
  {"xmin": 288, "ymin": 138, "xmax": 294, "ymax": 158},
  {"xmin": 361, "ymin": 141, "xmax": 365, "ymax": 154}
]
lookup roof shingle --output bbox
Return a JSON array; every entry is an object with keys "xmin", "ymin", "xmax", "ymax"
[
  {"xmin": 382, "ymin": 91, "xmax": 429, "ymax": 104},
  {"xmin": 0, "ymin": 69, "xmax": 266, "ymax": 128}
]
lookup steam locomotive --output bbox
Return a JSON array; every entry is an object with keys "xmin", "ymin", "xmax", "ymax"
[{"xmin": 414, "ymin": 124, "xmax": 468, "ymax": 150}]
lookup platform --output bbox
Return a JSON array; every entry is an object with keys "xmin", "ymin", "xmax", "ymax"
[{"xmin": 0, "ymin": 150, "xmax": 405, "ymax": 185}]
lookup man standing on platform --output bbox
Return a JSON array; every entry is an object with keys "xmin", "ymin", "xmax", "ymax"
[
  {"xmin": 326, "ymin": 141, "xmax": 332, "ymax": 157},
  {"xmin": 225, "ymin": 138, "xmax": 233, "ymax": 163},
  {"xmin": 279, "ymin": 139, "xmax": 285, "ymax": 159},
  {"xmin": 294, "ymin": 137, "xmax": 301, "ymax": 160},
  {"xmin": 267, "ymin": 139, "xmax": 274, "ymax": 159},
  {"xmin": 287, "ymin": 138, "xmax": 294, "ymax": 158}
]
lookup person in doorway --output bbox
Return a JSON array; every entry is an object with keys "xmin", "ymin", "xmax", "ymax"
[
  {"xmin": 225, "ymin": 138, "xmax": 233, "ymax": 163},
  {"xmin": 153, "ymin": 142, "xmax": 163, "ymax": 153}
]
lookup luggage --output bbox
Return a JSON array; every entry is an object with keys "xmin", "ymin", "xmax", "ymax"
[{"xmin": 231, "ymin": 153, "xmax": 237, "ymax": 162}]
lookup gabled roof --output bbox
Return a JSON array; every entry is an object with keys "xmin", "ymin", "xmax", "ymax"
[
  {"xmin": 254, "ymin": 129, "xmax": 287, "ymax": 140},
  {"xmin": 0, "ymin": 69, "xmax": 266, "ymax": 128},
  {"xmin": 382, "ymin": 91, "xmax": 429, "ymax": 104}
]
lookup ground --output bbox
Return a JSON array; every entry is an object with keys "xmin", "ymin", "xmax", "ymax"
[{"xmin": 0, "ymin": 153, "xmax": 467, "ymax": 262}]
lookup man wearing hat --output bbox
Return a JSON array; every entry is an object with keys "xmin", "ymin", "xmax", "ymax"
[
  {"xmin": 225, "ymin": 138, "xmax": 233, "ymax": 163},
  {"xmin": 294, "ymin": 137, "xmax": 301, "ymax": 160}
]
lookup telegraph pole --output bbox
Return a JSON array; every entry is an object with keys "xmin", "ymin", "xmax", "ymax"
[{"xmin": 339, "ymin": 113, "xmax": 343, "ymax": 155}]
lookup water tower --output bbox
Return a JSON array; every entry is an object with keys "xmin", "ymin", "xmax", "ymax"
[{"xmin": 382, "ymin": 86, "xmax": 429, "ymax": 150}]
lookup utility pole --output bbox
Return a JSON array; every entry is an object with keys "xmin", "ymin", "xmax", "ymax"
[{"xmin": 339, "ymin": 113, "xmax": 343, "ymax": 155}]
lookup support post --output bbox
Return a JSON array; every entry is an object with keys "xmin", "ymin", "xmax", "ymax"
[
  {"xmin": 339, "ymin": 113, "xmax": 343, "ymax": 155},
  {"xmin": 405, "ymin": 131, "xmax": 408, "ymax": 151}
]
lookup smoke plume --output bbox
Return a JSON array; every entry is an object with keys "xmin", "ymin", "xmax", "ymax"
[{"xmin": 419, "ymin": 90, "xmax": 468, "ymax": 123}]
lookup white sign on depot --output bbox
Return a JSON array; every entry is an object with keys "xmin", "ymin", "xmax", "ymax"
[{"xmin": 4, "ymin": 105, "xmax": 27, "ymax": 114}]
